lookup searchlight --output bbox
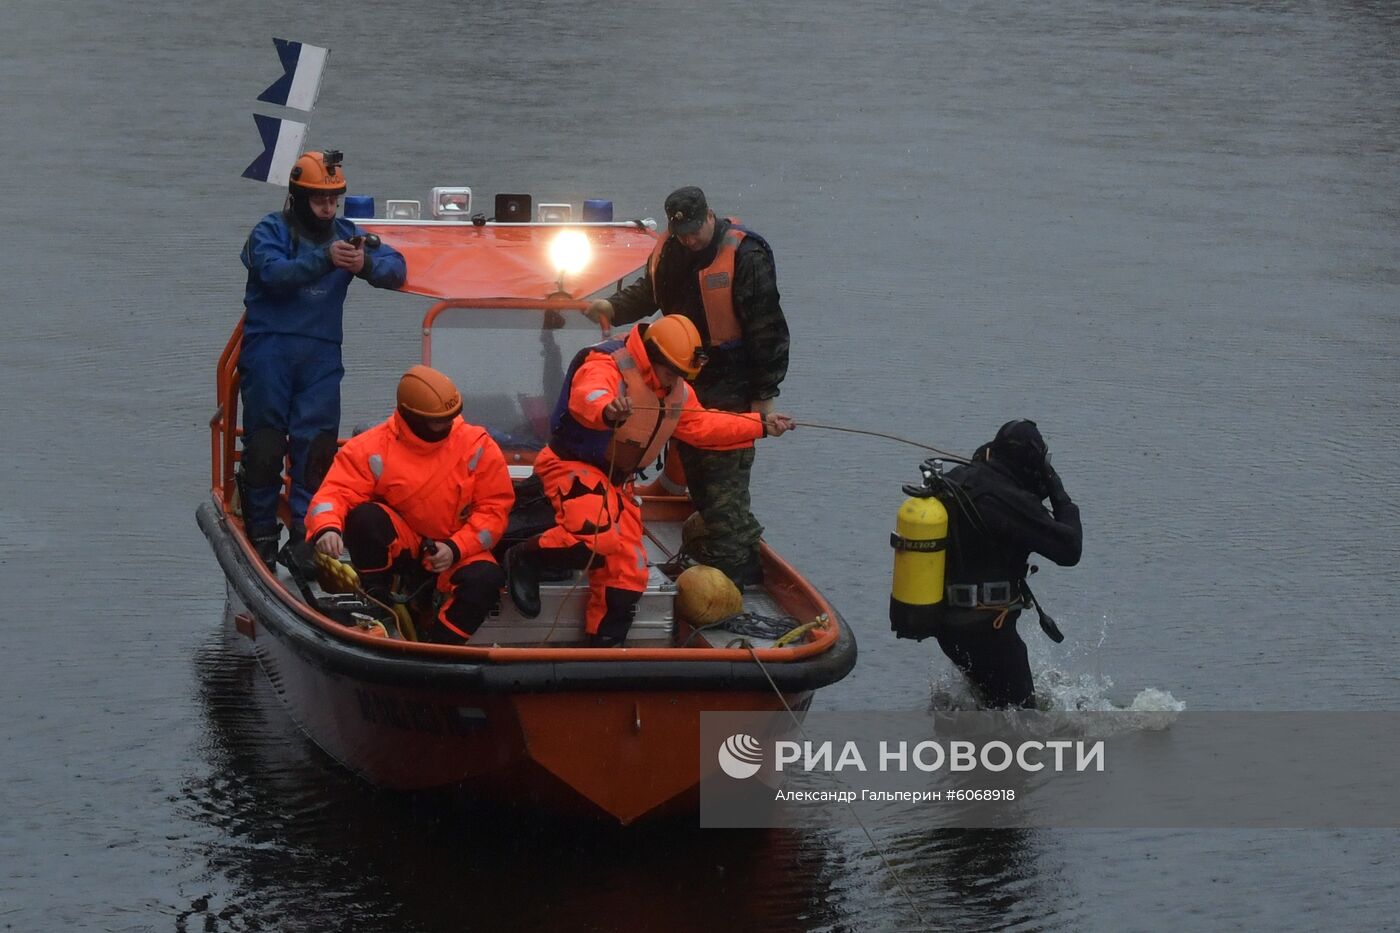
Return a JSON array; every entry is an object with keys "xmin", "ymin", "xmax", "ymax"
[
  {"xmin": 431, "ymin": 186, "xmax": 473, "ymax": 219},
  {"xmin": 538, "ymin": 202, "xmax": 572, "ymax": 223},
  {"xmin": 550, "ymin": 229, "xmax": 591, "ymax": 275},
  {"xmin": 548, "ymin": 229, "xmax": 592, "ymax": 298},
  {"xmin": 385, "ymin": 199, "xmax": 421, "ymax": 220}
]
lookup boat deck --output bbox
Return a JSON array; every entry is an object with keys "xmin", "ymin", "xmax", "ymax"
[{"xmin": 280, "ymin": 517, "xmax": 795, "ymax": 650}]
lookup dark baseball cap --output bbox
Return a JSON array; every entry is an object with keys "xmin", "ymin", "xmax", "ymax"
[{"xmin": 664, "ymin": 186, "xmax": 709, "ymax": 235}]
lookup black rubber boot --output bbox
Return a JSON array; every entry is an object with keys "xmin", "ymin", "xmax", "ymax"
[
  {"xmin": 719, "ymin": 552, "xmax": 765, "ymax": 592},
  {"xmin": 587, "ymin": 587, "xmax": 641, "ymax": 647},
  {"xmin": 281, "ymin": 523, "xmax": 317, "ymax": 580},
  {"xmin": 738, "ymin": 553, "xmax": 765, "ymax": 590},
  {"xmin": 249, "ymin": 524, "xmax": 281, "ymax": 573},
  {"xmin": 507, "ymin": 538, "xmax": 592, "ymax": 618},
  {"xmin": 505, "ymin": 537, "xmax": 544, "ymax": 618}
]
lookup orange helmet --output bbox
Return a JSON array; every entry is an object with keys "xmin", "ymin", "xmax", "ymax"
[
  {"xmin": 643, "ymin": 315, "xmax": 706, "ymax": 379},
  {"xmin": 289, "ymin": 150, "xmax": 347, "ymax": 196},
  {"xmin": 397, "ymin": 365, "xmax": 462, "ymax": 419}
]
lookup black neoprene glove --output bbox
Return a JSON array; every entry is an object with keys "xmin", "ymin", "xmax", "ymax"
[{"xmin": 1044, "ymin": 463, "xmax": 1071, "ymax": 507}]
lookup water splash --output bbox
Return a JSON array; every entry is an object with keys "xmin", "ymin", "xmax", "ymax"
[
  {"xmin": 927, "ymin": 611, "xmax": 1186, "ymax": 718},
  {"xmin": 1035, "ymin": 669, "xmax": 1183, "ymax": 713}
]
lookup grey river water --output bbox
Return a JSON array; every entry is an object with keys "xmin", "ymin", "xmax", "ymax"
[{"xmin": 3, "ymin": 0, "xmax": 1398, "ymax": 930}]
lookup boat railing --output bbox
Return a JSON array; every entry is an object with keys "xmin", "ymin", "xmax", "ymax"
[{"xmin": 210, "ymin": 315, "xmax": 246, "ymax": 504}]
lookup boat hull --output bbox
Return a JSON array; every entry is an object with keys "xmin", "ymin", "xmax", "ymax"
[{"xmin": 200, "ymin": 499, "xmax": 849, "ymax": 824}]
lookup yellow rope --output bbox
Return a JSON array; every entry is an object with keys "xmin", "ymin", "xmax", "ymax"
[
  {"xmin": 391, "ymin": 602, "xmax": 419, "ymax": 643},
  {"xmin": 773, "ymin": 613, "xmax": 830, "ymax": 648},
  {"xmin": 312, "ymin": 551, "xmax": 420, "ymax": 641}
]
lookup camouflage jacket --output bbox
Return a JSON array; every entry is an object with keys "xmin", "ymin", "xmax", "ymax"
[{"xmin": 606, "ymin": 218, "xmax": 789, "ymax": 412}]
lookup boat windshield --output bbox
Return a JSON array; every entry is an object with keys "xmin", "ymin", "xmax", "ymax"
[{"xmin": 428, "ymin": 306, "xmax": 612, "ymax": 452}]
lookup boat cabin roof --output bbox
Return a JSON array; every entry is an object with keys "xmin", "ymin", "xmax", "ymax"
[{"xmin": 357, "ymin": 222, "xmax": 661, "ymax": 301}]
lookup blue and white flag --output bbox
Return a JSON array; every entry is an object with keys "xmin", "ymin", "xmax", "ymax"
[
  {"xmin": 256, "ymin": 38, "xmax": 328, "ymax": 112},
  {"xmin": 241, "ymin": 114, "xmax": 308, "ymax": 185}
]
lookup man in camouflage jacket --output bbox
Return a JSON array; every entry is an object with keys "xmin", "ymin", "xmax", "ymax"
[{"xmin": 586, "ymin": 186, "xmax": 790, "ymax": 587}]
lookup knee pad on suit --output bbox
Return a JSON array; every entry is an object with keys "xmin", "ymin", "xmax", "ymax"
[{"xmin": 242, "ymin": 429, "xmax": 288, "ymax": 487}]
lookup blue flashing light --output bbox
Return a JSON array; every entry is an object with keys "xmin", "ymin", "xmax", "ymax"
[
  {"xmin": 344, "ymin": 195, "xmax": 375, "ymax": 219},
  {"xmin": 582, "ymin": 199, "xmax": 613, "ymax": 222}
]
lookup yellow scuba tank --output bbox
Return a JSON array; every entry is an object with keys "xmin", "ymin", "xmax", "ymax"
[{"xmin": 889, "ymin": 466, "xmax": 950, "ymax": 640}]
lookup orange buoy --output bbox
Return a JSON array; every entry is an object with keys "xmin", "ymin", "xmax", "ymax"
[{"xmin": 674, "ymin": 565, "xmax": 743, "ymax": 626}]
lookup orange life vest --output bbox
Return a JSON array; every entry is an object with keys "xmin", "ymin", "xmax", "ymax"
[
  {"xmin": 550, "ymin": 335, "xmax": 690, "ymax": 477},
  {"xmin": 604, "ymin": 343, "xmax": 687, "ymax": 474},
  {"xmin": 647, "ymin": 220, "xmax": 747, "ymax": 348}
]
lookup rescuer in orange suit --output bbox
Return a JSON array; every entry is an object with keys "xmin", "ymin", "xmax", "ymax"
[
  {"xmin": 504, "ymin": 315, "xmax": 795, "ymax": 647},
  {"xmin": 305, "ymin": 365, "xmax": 515, "ymax": 644}
]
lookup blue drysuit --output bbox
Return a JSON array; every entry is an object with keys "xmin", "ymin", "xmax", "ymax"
[{"xmin": 238, "ymin": 210, "xmax": 407, "ymax": 528}]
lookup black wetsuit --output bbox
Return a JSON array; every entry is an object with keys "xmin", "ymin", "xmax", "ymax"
[{"xmin": 936, "ymin": 459, "xmax": 1082, "ymax": 708}]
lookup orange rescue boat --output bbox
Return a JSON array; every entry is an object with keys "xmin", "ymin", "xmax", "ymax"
[{"xmin": 197, "ymin": 215, "xmax": 856, "ymax": 824}]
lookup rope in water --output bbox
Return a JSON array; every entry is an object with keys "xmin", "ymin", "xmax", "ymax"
[
  {"xmin": 670, "ymin": 607, "xmax": 925, "ymax": 922},
  {"xmin": 745, "ymin": 644, "xmax": 928, "ymax": 927}
]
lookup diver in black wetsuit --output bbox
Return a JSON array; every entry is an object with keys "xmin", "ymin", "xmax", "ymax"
[{"xmin": 933, "ymin": 420, "xmax": 1082, "ymax": 708}]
